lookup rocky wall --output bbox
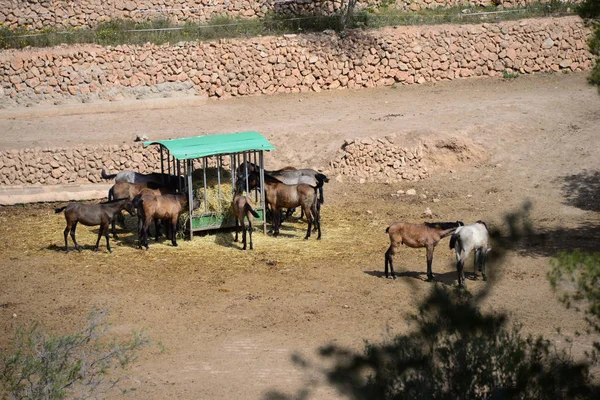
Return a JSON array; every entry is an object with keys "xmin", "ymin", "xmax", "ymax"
[
  {"xmin": 330, "ymin": 136, "xmax": 431, "ymax": 183},
  {"xmin": 0, "ymin": 16, "xmax": 592, "ymax": 107},
  {"xmin": 0, "ymin": 0, "xmax": 578, "ymax": 30},
  {"xmin": 0, "ymin": 143, "xmax": 162, "ymax": 185}
]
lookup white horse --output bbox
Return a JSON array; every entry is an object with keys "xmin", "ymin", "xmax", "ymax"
[{"xmin": 449, "ymin": 221, "xmax": 491, "ymax": 287}]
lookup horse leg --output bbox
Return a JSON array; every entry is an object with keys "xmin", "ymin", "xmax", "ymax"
[
  {"xmin": 63, "ymin": 224, "xmax": 70, "ymax": 252},
  {"xmin": 137, "ymin": 214, "xmax": 144, "ymax": 249},
  {"xmin": 481, "ymin": 249, "xmax": 490, "ymax": 281},
  {"xmin": 111, "ymin": 212, "xmax": 118, "ymax": 239},
  {"xmin": 457, "ymin": 258, "xmax": 465, "ymax": 288},
  {"xmin": 103, "ymin": 222, "xmax": 112, "ymax": 253},
  {"xmin": 234, "ymin": 216, "xmax": 239, "ymax": 243},
  {"xmin": 304, "ymin": 207, "xmax": 312, "ymax": 240},
  {"xmin": 171, "ymin": 217, "xmax": 178, "ymax": 247},
  {"xmin": 248, "ymin": 218, "xmax": 254, "ymax": 250},
  {"xmin": 70, "ymin": 222, "xmax": 81, "ymax": 252},
  {"xmin": 473, "ymin": 249, "xmax": 480, "ymax": 280},
  {"xmin": 426, "ymin": 245, "xmax": 435, "ymax": 281},
  {"xmin": 241, "ymin": 220, "xmax": 247, "ymax": 250},
  {"xmin": 384, "ymin": 246, "xmax": 397, "ymax": 279},
  {"xmin": 154, "ymin": 218, "xmax": 161, "ymax": 241},
  {"xmin": 272, "ymin": 206, "xmax": 280, "ymax": 237},
  {"xmin": 314, "ymin": 200, "xmax": 321, "ymax": 239},
  {"xmin": 94, "ymin": 224, "xmax": 103, "ymax": 252},
  {"xmin": 143, "ymin": 215, "xmax": 152, "ymax": 250}
]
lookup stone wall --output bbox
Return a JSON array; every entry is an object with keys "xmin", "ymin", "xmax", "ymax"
[
  {"xmin": 329, "ymin": 135, "xmax": 489, "ymax": 182},
  {"xmin": 0, "ymin": 0, "xmax": 576, "ymax": 30},
  {"xmin": 0, "ymin": 143, "xmax": 161, "ymax": 185},
  {"xmin": 0, "ymin": 16, "xmax": 593, "ymax": 107},
  {"xmin": 330, "ymin": 136, "xmax": 430, "ymax": 183}
]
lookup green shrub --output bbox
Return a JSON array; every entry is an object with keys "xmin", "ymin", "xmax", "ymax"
[{"xmin": 1, "ymin": 309, "xmax": 151, "ymax": 400}]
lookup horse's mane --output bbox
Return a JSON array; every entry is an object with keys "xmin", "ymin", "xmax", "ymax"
[
  {"xmin": 475, "ymin": 220, "xmax": 488, "ymax": 229},
  {"xmin": 425, "ymin": 221, "xmax": 463, "ymax": 230},
  {"xmin": 261, "ymin": 172, "xmax": 284, "ymax": 184}
]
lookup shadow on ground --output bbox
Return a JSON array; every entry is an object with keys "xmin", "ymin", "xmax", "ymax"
[{"xmin": 561, "ymin": 169, "xmax": 600, "ymax": 212}]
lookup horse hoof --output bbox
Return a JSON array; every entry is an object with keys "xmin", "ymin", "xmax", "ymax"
[
  {"xmin": 108, "ymin": 249, "xmax": 112, "ymax": 254},
  {"xmin": 426, "ymin": 276, "xmax": 435, "ymax": 282},
  {"xmin": 482, "ymin": 276, "xmax": 488, "ymax": 281},
  {"xmin": 172, "ymin": 243, "xmax": 178, "ymax": 247}
]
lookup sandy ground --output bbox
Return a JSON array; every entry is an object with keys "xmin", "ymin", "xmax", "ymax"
[{"xmin": 1, "ymin": 72, "xmax": 600, "ymax": 399}]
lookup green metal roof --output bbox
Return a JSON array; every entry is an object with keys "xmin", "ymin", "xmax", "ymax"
[{"xmin": 144, "ymin": 131, "xmax": 275, "ymax": 160}]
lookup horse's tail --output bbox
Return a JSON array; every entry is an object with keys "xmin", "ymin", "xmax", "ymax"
[
  {"xmin": 315, "ymin": 173, "xmax": 328, "ymax": 205},
  {"xmin": 101, "ymin": 168, "xmax": 117, "ymax": 180},
  {"xmin": 449, "ymin": 234, "xmax": 457, "ymax": 250},
  {"xmin": 245, "ymin": 203, "xmax": 260, "ymax": 218},
  {"xmin": 385, "ymin": 226, "xmax": 390, "ymax": 233},
  {"xmin": 54, "ymin": 206, "xmax": 67, "ymax": 214}
]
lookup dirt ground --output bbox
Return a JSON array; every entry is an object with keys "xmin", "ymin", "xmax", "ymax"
[{"xmin": 1, "ymin": 72, "xmax": 600, "ymax": 399}]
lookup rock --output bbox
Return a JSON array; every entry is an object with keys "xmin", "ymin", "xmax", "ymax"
[
  {"xmin": 134, "ymin": 134, "xmax": 148, "ymax": 142},
  {"xmin": 396, "ymin": 190, "xmax": 404, "ymax": 194},
  {"xmin": 366, "ymin": 210, "xmax": 373, "ymax": 215},
  {"xmin": 406, "ymin": 189, "xmax": 417, "ymax": 196},
  {"xmin": 359, "ymin": 178, "xmax": 366, "ymax": 184},
  {"xmin": 433, "ymin": 198, "xmax": 440, "ymax": 203},
  {"xmin": 423, "ymin": 207, "xmax": 433, "ymax": 218}
]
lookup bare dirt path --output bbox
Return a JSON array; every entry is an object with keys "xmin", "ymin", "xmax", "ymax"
[{"xmin": 1, "ymin": 72, "xmax": 600, "ymax": 399}]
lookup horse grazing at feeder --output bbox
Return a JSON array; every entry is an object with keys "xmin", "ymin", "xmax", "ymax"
[
  {"xmin": 245, "ymin": 172, "xmax": 321, "ymax": 240},
  {"xmin": 449, "ymin": 220, "xmax": 491, "ymax": 287},
  {"xmin": 55, "ymin": 198, "xmax": 135, "ymax": 253},
  {"xmin": 133, "ymin": 191, "xmax": 195, "ymax": 249},
  {"xmin": 236, "ymin": 161, "xmax": 329, "ymax": 205},
  {"xmin": 384, "ymin": 221, "xmax": 464, "ymax": 281},
  {"xmin": 232, "ymin": 178, "xmax": 260, "ymax": 250},
  {"xmin": 107, "ymin": 181, "xmax": 172, "ymax": 237}
]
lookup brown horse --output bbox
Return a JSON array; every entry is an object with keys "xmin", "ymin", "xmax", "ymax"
[
  {"xmin": 243, "ymin": 173, "xmax": 320, "ymax": 240},
  {"xmin": 232, "ymin": 185, "xmax": 260, "ymax": 250},
  {"xmin": 55, "ymin": 198, "xmax": 135, "ymax": 253},
  {"xmin": 384, "ymin": 221, "xmax": 463, "ymax": 281},
  {"xmin": 133, "ymin": 192, "xmax": 190, "ymax": 249},
  {"xmin": 108, "ymin": 182, "xmax": 171, "ymax": 237}
]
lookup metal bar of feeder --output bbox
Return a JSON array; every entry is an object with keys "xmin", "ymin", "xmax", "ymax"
[
  {"xmin": 253, "ymin": 151, "xmax": 258, "ymax": 203},
  {"xmin": 187, "ymin": 159, "xmax": 193, "ymax": 239},
  {"xmin": 231, "ymin": 153, "xmax": 236, "ymax": 199},
  {"xmin": 177, "ymin": 159, "xmax": 182, "ymax": 193},
  {"xmin": 203, "ymin": 157, "xmax": 208, "ymax": 214},
  {"xmin": 160, "ymin": 146, "xmax": 164, "ymax": 176},
  {"xmin": 259, "ymin": 151, "xmax": 266, "ymax": 234},
  {"xmin": 243, "ymin": 152, "xmax": 249, "ymax": 194},
  {"xmin": 217, "ymin": 155, "xmax": 222, "ymax": 213}
]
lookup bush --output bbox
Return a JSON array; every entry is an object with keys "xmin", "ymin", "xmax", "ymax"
[
  {"xmin": 1, "ymin": 309, "xmax": 151, "ymax": 400},
  {"xmin": 267, "ymin": 286, "xmax": 599, "ymax": 400}
]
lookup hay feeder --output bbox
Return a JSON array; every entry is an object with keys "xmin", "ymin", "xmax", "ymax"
[{"xmin": 144, "ymin": 131, "xmax": 275, "ymax": 237}]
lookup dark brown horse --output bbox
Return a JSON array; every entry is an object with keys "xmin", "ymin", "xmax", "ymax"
[
  {"xmin": 108, "ymin": 182, "xmax": 172, "ymax": 237},
  {"xmin": 384, "ymin": 221, "xmax": 463, "ymax": 281},
  {"xmin": 133, "ymin": 192, "xmax": 191, "ymax": 249},
  {"xmin": 55, "ymin": 198, "xmax": 135, "ymax": 253},
  {"xmin": 243, "ymin": 173, "xmax": 320, "ymax": 240},
  {"xmin": 232, "ymin": 184, "xmax": 260, "ymax": 250}
]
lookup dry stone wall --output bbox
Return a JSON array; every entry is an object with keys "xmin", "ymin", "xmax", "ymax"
[
  {"xmin": 0, "ymin": 143, "xmax": 162, "ymax": 185},
  {"xmin": 0, "ymin": 16, "xmax": 593, "ymax": 107},
  {"xmin": 0, "ymin": 142, "xmax": 235, "ymax": 186},
  {"xmin": 0, "ymin": 0, "xmax": 579, "ymax": 30},
  {"xmin": 330, "ymin": 136, "xmax": 430, "ymax": 183}
]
